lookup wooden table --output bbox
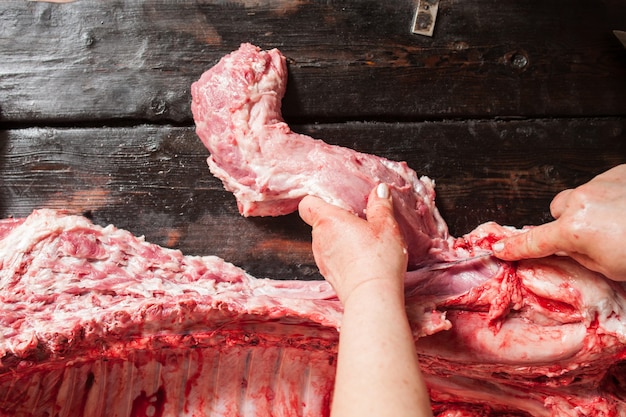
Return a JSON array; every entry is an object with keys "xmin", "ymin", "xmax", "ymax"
[{"xmin": 1, "ymin": 0, "xmax": 625, "ymax": 280}]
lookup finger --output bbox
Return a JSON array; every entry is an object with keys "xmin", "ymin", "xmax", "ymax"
[
  {"xmin": 550, "ymin": 188, "xmax": 573, "ymax": 219},
  {"xmin": 492, "ymin": 221, "xmax": 564, "ymax": 261},
  {"xmin": 298, "ymin": 195, "xmax": 351, "ymax": 228},
  {"xmin": 298, "ymin": 195, "xmax": 327, "ymax": 227},
  {"xmin": 364, "ymin": 183, "xmax": 396, "ymax": 228}
]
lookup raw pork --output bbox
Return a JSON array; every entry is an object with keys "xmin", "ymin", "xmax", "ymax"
[
  {"xmin": 1, "ymin": 210, "xmax": 625, "ymax": 416},
  {"xmin": 0, "ymin": 210, "xmax": 340, "ymax": 416},
  {"xmin": 0, "ymin": 43, "xmax": 625, "ymax": 417},
  {"xmin": 189, "ymin": 43, "xmax": 626, "ymax": 415},
  {"xmin": 190, "ymin": 42, "xmax": 450, "ymax": 269}
]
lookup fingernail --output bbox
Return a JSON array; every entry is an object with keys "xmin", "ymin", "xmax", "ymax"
[
  {"xmin": 376, "ymin": 183, "xmax": 390, "ymax": 199},
  {"xmin": 492, "ymin": 242, "xmax": 504, "ymax": 252}
]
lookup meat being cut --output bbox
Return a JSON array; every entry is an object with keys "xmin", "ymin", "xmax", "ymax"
[
  {"xmin": 0, "ymin": 44, "xmax": 625, "ymax": 417},
  {"xmin": 3, "ymin": 212, "xmax": 626, "ymax": 417},
  {"xmin": 189, "ymin": 42, "xmax": 450, "ymax": 270},
  {"xmin": 189, "ymin": 43, "xmax": 626, "ymax": 415}
]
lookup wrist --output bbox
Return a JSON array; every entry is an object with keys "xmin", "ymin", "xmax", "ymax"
[{"xmin": 341, "ymin": 275, "xmax": 405, "ymax": 309}]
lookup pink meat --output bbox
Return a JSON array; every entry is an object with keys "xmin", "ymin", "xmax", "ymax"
[
  {"xmin": 190, "ymin": 43, "xmax": 451, "ymax": 269},
  {"xmin": 0, "ymin": 210, "xmax": 339, "ymax": 416},
  {"xmin": 188, "ymin": 43, "xmax": 626, "ymax": 416},
  {"xmin": 1, "ymin": 44, "xmax": 626, "ymax": 416},
  {"xmin": 1, "ymin": 209, "xmax": 625, "ymax": 416}
]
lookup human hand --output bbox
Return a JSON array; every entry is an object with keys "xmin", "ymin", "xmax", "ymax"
[
  {"xmin": 298, "ymin": 183, "xmax": 408, "ymax": 304},
  {"xmin": 493, "ymin": 164, "xmax": 626, "ymax": 281}
]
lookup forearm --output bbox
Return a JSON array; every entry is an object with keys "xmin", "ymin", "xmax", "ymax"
[
  {"xmin": 298, "ymin": 185, "xmax": 432, "ymax": 415},
  {"xmin": 331, "ymin": 279, "xmax": 432, "ymax": 417}
]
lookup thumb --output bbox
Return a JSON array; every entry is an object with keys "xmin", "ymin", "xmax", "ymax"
[
  {"xmin": 492, "ymin": 221, "xmax": 562, "ymax": 261},
  {"xmin": 549, "ymin": 188, "xmax": 572, "ymax": 219},
  {"xmin": 298, "ymin": 195, "xmax": 327, "ymax": 227},
  {"xmin": 365, "ymin": 183, "xmax": 396, "ymax": 228},
  {"xmin": 298, "ymin": 195, "xmax": 351, "ymax": 228}
]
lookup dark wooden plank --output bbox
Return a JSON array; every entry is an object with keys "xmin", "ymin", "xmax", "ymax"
[
  {"xmin": 2, "ymin": 119, "xmax": 625, "ymax": 280},
  {"xmin": 298, "ymin": 119, "xmax": 626, "ymax": 234},
  {"xmin": 0, "ymin": 0, "xmax": 625, "ymax": 124}
]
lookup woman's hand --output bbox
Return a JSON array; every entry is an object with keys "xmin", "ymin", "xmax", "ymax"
[
  {"xmin": 299, "ymin": 183, "xmax": 432, "ymax": 417},
  {"xmin": 298, "ymin": 183, "xmax": 408, "ymax": 304},
  {"xmin": 493, "ymin": 164, "xmax": 626, "ymax": 281}
]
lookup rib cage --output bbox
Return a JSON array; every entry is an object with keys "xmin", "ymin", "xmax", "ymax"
[{"xmin": 0, "ymin": 341, "xmax": 337, "ymax": 416}]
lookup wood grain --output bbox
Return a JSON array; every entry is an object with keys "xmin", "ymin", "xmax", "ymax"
[
  {"xmin": 1, "ymin": 0, "xmax": 625, "ymax": 279},
  {"xmin": 2, "ymin": 120, "xmax": 624, "ymax": 280},
  {"xmin": 0, "ymin": 0, "xmax": 625, "ymax": 123}
]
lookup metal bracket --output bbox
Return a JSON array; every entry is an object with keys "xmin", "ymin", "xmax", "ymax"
[
  {"xmin": 614, "ymin": 30, "xmax": 626, "ymax": 49},
  {"xmin": 412, "ymin": 0, "xmax": 439, "ymax": 37}
]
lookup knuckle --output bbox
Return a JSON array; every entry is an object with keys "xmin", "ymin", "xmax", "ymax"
[
  {"xmin": 567, "ymin": 186, "xmax": 592, "ymax": 207},
  {"xmin": 521, "ymin": 230, "xmax": 540, "ymax": 253}
]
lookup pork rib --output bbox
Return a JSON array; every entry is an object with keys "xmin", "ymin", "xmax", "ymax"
[
  {"xmin": 0, "ymin": 210, "xmax": 339, "ymax": 416},
  {"xmin": 2, "ymin": 209, "xmax": 626, "ymax": 416}
]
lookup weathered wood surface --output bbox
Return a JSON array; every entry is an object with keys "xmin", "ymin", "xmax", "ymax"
[
  {"xmin": 2, "ymin": 119, "xmax": 625, "ymax": 279},
  {"xmin": 1, "ymin": 0, "xmax": 625, "ymax": 122},
  {"xmin": 1, "ymin": 0, "xmax": 626, "ymax": 280}
]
